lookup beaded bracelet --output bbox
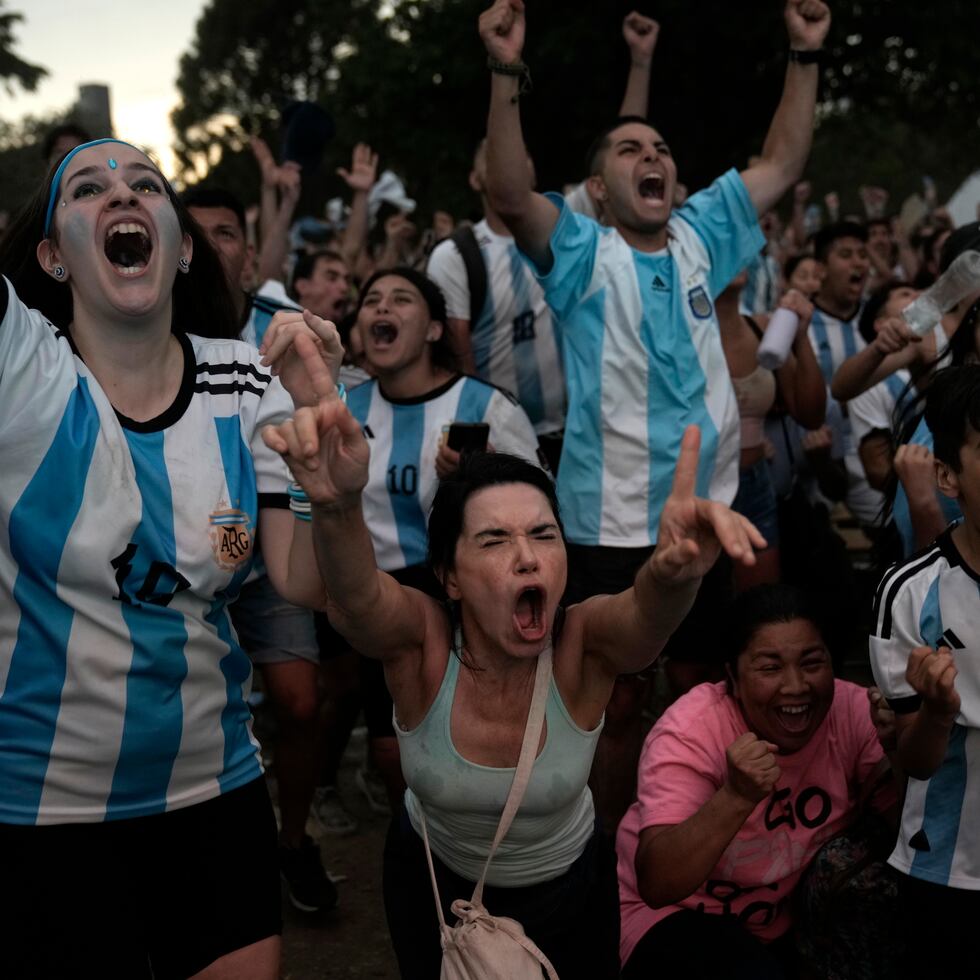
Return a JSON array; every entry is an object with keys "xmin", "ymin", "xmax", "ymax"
[{"xmin": 288, "ymin": 482, "xmax": 312, "ymax": 522}]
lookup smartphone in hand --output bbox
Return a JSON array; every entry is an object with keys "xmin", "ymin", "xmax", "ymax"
[{"xmin": 447, "ymin": 422, "xmax": 490, "ymax": 453}]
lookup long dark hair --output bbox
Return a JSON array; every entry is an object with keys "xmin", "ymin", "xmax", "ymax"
[{"xmin": 0, "ymin": 148, "xmax": 239, "ymax": 339}]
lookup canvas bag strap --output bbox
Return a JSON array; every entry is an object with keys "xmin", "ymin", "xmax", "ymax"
[
  {"xmin": 417, "ymin": 645, "xmax": 553, "ymax": 921},
  {"xmin": 471, "ymin": 645, "xmax": 552, "ymax": 908}
]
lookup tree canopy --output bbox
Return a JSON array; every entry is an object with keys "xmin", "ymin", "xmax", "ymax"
[
  {"xmin": 0, "ymin": 2, "xmax": 46, "ymax": 96},
  {"xmin": 164, "ymin": 0, "xmax": 980, "ymax": 221}
]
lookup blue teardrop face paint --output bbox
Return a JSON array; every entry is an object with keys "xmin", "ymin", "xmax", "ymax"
[{"xmin": 108, "ymin": 158, "xmax": 118, "ymax": 169}]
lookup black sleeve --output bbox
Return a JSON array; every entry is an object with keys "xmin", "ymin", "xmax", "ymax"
[{"xmin": 0, "ymin": 276, "xmax": 8, "ymax": 324}]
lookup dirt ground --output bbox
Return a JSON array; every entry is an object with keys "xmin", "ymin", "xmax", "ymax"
[{"xmin": 272, "ymin": 731, "xmax": 399, "ymax": 980}]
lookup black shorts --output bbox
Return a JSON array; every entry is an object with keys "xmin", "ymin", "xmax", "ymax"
[{"xmin": 0, "ymin": 777, "xmax": 281, "ymax": 980}]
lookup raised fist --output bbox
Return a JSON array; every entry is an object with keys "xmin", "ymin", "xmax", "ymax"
[{"xmin": 479, "ymin": 0, "xmax": 525, "ymax": 64}]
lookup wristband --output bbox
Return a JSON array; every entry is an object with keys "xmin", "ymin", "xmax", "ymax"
[
  {"xmin": 288, "ymin": 482, "xmax": 312, "ymax": 522},
  {"xmin": 487, "ymin": 57, "xmax": 532, "ymax": 103},
  {"xmin": 788, "ymin": 48, "xmax": 826, "ymax": 66},
  {"xmin": 336, "ymin": 381, "xmax": 347, "ymax": 404}
]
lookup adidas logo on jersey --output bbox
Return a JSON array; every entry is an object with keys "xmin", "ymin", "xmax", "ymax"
[{"xmin": 651, "ymin": 275, "xmax": 670, "ymax": 292}]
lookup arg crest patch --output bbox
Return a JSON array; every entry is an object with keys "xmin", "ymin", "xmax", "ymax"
[
  {"xmin": 209, "ymin": 506, "xmax": 253, "ymax": 571},
  {"xmin": 687, "ymin": 285, "xmax": 713, "ymax": 320}
]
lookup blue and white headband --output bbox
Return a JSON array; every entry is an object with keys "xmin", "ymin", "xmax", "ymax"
[{"xmin": 43, "ymin": 138, "xmax": 144, "ymax": 238}]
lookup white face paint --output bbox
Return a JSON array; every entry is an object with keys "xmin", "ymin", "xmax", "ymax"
[{"xmin": 45, "ymin": 142, "xmax": 190, "ymax": 324}]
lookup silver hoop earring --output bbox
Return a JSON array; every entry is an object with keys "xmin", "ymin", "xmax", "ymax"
[
  {"xmin": 178, "ymin": 257, "xmax": 190, "ymax": 273},
  {"xmin": 54, "ymin": 266, "xmax": 66, "ymax": 279}
]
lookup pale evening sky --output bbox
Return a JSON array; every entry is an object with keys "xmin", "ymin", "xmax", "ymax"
[{"xmin": 3, "ymin": 0, "xmax": 208, "ymax": 175}]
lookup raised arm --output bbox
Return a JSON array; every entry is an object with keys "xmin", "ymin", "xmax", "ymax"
[
  {"xmin": 337, "ymin": 142, "xmax": 378, "ymax": 274},
  {"xmin": 740, "ymin": 0, "xmax": 830, "ymax": 217},
  {"xmin": 479, "ymin": 0, "xmax": 559, "ymax": 269},
  {"xmin": 578, "ymin": 427, "xmax": 766, "ymax": 679},
  {"xmin": 618, "ymin": 12, "xmax": 659, "ymax": 117},
  {"xmin": 262, "ymin": 333, "xmax": 429, "ymax": 660},
  {"xmin": 251, "ymin": 138, "xmax": 303, "ymax": 286},
  {"xmin": 770, "ymin": 289, "xmax": 826, "ymax": 429},
  {"xmin": 635, "ymin": 732, "xmax": 780, "ymax": 908},
  {"xmin": 831, "ymin": 315, "xmax": 920, "ymax": 402}
]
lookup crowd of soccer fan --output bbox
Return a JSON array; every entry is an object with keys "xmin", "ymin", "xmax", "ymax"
[{"xmin": 2, "ymin": 1, "xmax": 979, "ymax": 977}]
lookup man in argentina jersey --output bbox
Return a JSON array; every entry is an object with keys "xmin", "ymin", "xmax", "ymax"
[
  {"xmin": 427, "ymin": 140, "xmax": 566, "ymax": 451},
  {"xmin": 347, "ymin": 373, "xmax": 540, "ymax": 573},
  {"xmin": 805, "ymin": 222, "xmax": 885, "ymax": 525},
  {"xmin": 0, "ymin": 279, "xmax": 293, "ymax": 826},
  {"xmin": 482, "ymin": 0, "xmax": 830, "ymax": 556},
  {"xmin": 869, "ymin": 365, "xmax": 980, "ymax": 974}
]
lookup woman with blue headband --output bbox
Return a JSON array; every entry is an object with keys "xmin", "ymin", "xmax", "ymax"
[{"xmin": 0, "ymin": 139, "xmax": 342, "ymax": 979}]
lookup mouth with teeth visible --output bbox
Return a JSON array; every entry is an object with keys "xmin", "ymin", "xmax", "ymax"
[
  {"xmin": 104, "ymin": 222, "xmax": 152, "ymax": 276},
  {"xmin": 370, "ymin": 320, "xmax": 399, "ymax": 347},
  {"xmin": 513, "ymin": 586, "xmax": 547, "ymax": 642},
  {"xmin": 638, "ymin": 173, "xmax": 666, "ymax": 202},
  {"xmin": 775, "ymin": 703, "xmax": 812, "ymax": 734}
]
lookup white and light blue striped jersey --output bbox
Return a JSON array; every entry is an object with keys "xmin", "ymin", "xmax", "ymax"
[
  {"xmin": 240, "ymin": 278, "xmax": 299, "ymax": 349},
  {"xmin": 849, "ymin": 368, "xmax": 913, "ymax": 448},
  {"xmin": 893, "ymin": 415, "xmax": 963, "ymax": 556},
  {"xmin": 427, "ymin": 220, "xmax": 566, "ymax": 437},
  {"xmin": 347, "ymin": 374, "xmax": 541, "ymax": 572},
  {"xmin": 0, "ymin": 278, "xmax": 293, "ymax": 825},
  {"xmin": 738, "ymin": 249, "xmax": 781, "ymax": 316},
  {"xmin": 870, "ymin": 526, "xmax": 980, "ymax": 889},
  {"xmin": 808, "ymin": 304, "xmax": 865, "ymax": 386},
  {"xmin": 526, "ymin": 169, "xmax": 765, "ymax": 547}
]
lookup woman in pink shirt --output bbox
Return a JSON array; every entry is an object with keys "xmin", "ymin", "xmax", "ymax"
[{"xmin": 617, "ymin": 585, "xmax": 893, "ymax": 979}]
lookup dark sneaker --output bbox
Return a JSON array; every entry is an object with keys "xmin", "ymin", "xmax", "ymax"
[{"xmin": 278, "ymin": 835, "xmax": 338, "ymax": 913}]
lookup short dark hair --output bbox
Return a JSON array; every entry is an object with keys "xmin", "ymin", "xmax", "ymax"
[
  {"xmin": 585, "ymin": 115, "xmax": 657, "ymax": 176},
  {"xmin": 784, "ymin": 252, "xmax": 814, "ymax": 282},
  {"xmin": 866, "ymin": 217, "xmax": 891, "ymax": 234},
  {"xmin": 42, "ymin": 123, "xmax": 92, "ymax": 161},
  {"xmin": 290, "ymin": 249, "xmax": 346, "ymax": 299},
  {"xmin": 0, "ymin": 148, "xmax": 239, "ymax": 339},
  {"xmin": 356, "ymin": 266, "xmax": 458, "ymax": 372},
  {"xmin": 813, "ymin": 222, "xmax": 868, "ymax": 263},
  {"xmin": 939, "ymin": 221, "xmax": 980, "ymax": 275},
  {"xmin": 427, "ymin": 452, "xmax": 561, "ymax": 583},
  {"xmin": 180, "ymin": 186, "xmax": 247, "ymax": 235},
  {"xmin": 924, "ymin": 365, "xmax": 980, "ymax": 472},
  {"xmin": 858, "ymin": 280, "xmax": 911, "ymax": 345},
  {"xmin": 723, "ymin": 585, "xmax": 830, "ymax": 677}
]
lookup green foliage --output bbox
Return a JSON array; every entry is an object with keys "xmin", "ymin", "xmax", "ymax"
[
  {"xmin": 172, "ymin": 0, "xmax": 980, "ymax": 223},
  {"xmin": 0, "ymin": 3, "xmax": 47, "ymax": 95},
  {"xmin": 0, "ymin": 111, "xmax": 69, "ymax": 216}
]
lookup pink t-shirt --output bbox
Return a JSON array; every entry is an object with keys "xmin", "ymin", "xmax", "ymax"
[{"xmin": 616, "ymin": 679, "xmax": 885, "ymax": 967}]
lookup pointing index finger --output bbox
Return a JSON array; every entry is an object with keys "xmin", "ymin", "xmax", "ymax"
[
  {"xmin": 293, "ymin": 331, "xmax": 338, "ymax": 402},
  {"xmin": 669, "ymin": 425, "xmax": 701, "ymax": 500}
]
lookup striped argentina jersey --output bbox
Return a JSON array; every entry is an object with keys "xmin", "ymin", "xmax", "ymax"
[
  {"xmin": 738, "ymin": 249, "xmax": 781, "ymax": 316},
  {"xmin": 870, "ymin": 525, "xmax": 980, "ymax": 888},
  {"xmin": 808, "ymin": 303, "xmax": 865, "ymax": 386},
  {"xmin": 427, "ymin": 220, "xmax": 566, "ymax": 436},
  {"xmin": 347, "ymin": 374, "xmax": 541, "ymax": 572},
  {"xmin": 526, "ymin": 169, "xmax": 765, "ymax": 547},
  {"xmin": 0, "ymin": 279, "xmax": 292, "ymax": 824}
]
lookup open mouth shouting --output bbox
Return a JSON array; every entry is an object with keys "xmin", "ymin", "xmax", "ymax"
[
  {"xmin": 513, "ymin": 586, "xmax": 548, "ymax": 643},
  {"xmin": 369, "ymin": 319, "xmax": 399, "ymax": 348},
  {"xmin": 104, "ymin": 221, "xmax": 153, "ymax": 276},
  {"xmin": 638, "ymin": 172, "xmax": 666, "ymax": 204},
  {"xmin": 775, "ymin": 703, "xmax": 813, "ymax": 734}
]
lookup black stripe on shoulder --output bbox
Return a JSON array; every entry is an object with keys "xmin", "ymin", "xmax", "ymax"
[
  {"xmin": 194, "ymin": 381, "xmax": 267, "ymax": 397},
  {"xmin": 253, "ymin": 295, "xmax": 296, "ymax": 315},
  {"xmin": 887, "ymin": 694, "xmax": 923, "ymax": 715},
  {"xmin": 196, "ymin": 361, "xmax": 272, "ymax": 383},
  {"xmin": 875, "ymin": 546, "xmax": 944, "ymax": 641},
  {"xmin": 871, "ymin": 541, "xmax": 942, "ymax": 628},
  {"xmin": 259, "ymin": 492, "xmax": 290, "ymax": 511}
]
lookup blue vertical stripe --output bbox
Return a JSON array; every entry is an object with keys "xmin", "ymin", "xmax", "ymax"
[
  {"xmin": 639, "ymin": 260, "xmax": 717, "ymax": 541},
  {"xmin": 556, "ymin": 289, "xmax": 607, "ymax": 544},
  {"xmin": 347, "ymin": 381, "xmax": 374, "ymax": 426},
  {"xmin": 918, "ymin": 577, "xmax": 943, "ymax": 649},
  {"xmin": 252, "ymin": 307, "xmax": 275, "ymax": 348},
  {"xmin": 471, "ymin": 242, "xmax": 497, "ymax": 376},
  {"xmin": 0, "ymin": 379, "xmax": 100, "ymax": 822},
  {"xmin": 841, "ymin": 320, "xmax": 858, "ymax": 360},
  {"xmin": 507, "ymin": 245, "xmax": 545, "ymax": 427},
  {"xmin": 911, "ymin": 724, "xmax": 969, "ymax": 884},
  {"xmin": 106, "ymin": 430, "xmax": 189, "ymax": 816},
  {"xmin": 389, "ymin": 403, "xmax": 429, "ymax": 567},
  {"xmin": 211, "ymin": 416, "xmax": 262, "ymax": 788},
  {"xmin": 810, "ymin": 312, "xmax": 835, "ymax": 384},
  {"xmin": 455, "ymin": 375, "xmax": 495, "ymax": 424}
]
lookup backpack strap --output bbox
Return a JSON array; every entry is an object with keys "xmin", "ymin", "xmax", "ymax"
[{"xmin": 450, "ymin": 224, "xmax": 488, "ymax": 327}]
